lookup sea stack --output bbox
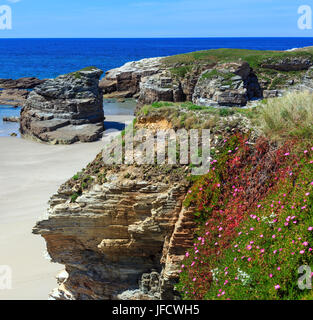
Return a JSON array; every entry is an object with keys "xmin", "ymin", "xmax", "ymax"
[{"xmin": 20, "ymin": 67, "xmax": 104, "ymax": 144}]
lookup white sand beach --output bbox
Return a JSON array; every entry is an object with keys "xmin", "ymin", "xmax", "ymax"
[{"xmin": 0, "ymin": 115, "xmax": 133, "ymax": 300}]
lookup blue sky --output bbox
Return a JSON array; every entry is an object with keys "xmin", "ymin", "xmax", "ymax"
[{"xmin": 1, "ymin": 0, "xmax": 313, "ymax": 38}]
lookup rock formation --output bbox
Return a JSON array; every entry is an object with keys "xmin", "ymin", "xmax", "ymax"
[
  {"xmin": 0, "ymin": 77, "xmax": 45, "ymax": 89},
  {"xmin": 192, "ymin": 62, "xmax": 262, "ymax": 107},
  {"xmin": 33, "ymin": 161, "xmax": 196, "ymax": 300},
  {"xmin": 0, "ymin": 89, "xmax": 29, "ymax": 106},
  {"xmin": 20, "ymin": 67, "xmax": 105, "ymax": 144},
  {"xmin": 99, "ymin": 48, "xmax": 313, "ymax": 113},
  {"xmin": 260, "ymin": 56, "xmax": 313, "ymax": 71},
  {"xmin": 100, "ymin": 57, "xmax": 164, "ymax": 98},
  {"xmin": 0, "ymin": 77, "xmax": 46, "ymax": 106}
]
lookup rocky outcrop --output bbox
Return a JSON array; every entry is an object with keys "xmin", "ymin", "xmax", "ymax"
[
  {"xmin": 33, "ymin": 161, "xmax": 196, "ymax": 300},
  {"xmin": 100, "ymin": 49, "xmax": 313, "ymax": 112},
  {"xmin": 260, "ymin": 57, "xmax": 313, "ymax": 71},
  {"xmin": 100, "ymin": 57, "xmax": 164, "ymax": 98},
  {"xmin": 0, "ymin": 77, "xmax": 45, "ymax": 89},
  {"xmin": 101, "ymin": 58, "xmax": 263, "ymax": 110},
  {"xmin": 138, "ymin": 72, "xmax": 185, "ymax": 105},
  {"xmin": 299, "ymin": 66, "xmax": 313, "ymax": 91},
  {"xmin": 0, "ymin": 89, "xmax": 29, "ymax": 106},
  {"xmin": 100, "ymin": 58, "xmax": 210, "ymax": 109},
  {"xmin": 192, "ymin": 62, "xmax": 262, "ymax": 107},
  {"xmin": 20, "ymin": 67, "xmax": 105, "ymax": 144},
  {"xmin": 0, "ymin": 77, "xmax": 46, "ymax": 106}
]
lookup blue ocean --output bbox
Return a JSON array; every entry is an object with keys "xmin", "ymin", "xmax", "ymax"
[{"xmin": 1, "ymin": 38, "xmax": 313, "ymax": 137}]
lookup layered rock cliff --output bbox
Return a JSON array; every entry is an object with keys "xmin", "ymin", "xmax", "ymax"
[
  {"xmin": 20, "ymin": 67, "xmax": 104, "ymax": 144},
  {"xmin": 33, "ymin": 104, "xmax": 257, "ymax": 300},
  {"xmin": 33, "ymin": 161, "xmax": 195, "ymax": 300}
]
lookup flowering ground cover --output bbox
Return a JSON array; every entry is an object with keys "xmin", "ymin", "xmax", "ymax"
[{"xmin": 177, "ymin": 134, "xmax": 313, "ymax": 300}]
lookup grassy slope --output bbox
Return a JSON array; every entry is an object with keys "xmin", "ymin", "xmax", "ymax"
[
  {"xmin": 175, "ymin": 91, "xmax": 313, "ymax": 300},
  {"xmin": 163, "ymin": 47, "xmax": 313, "ymax": 67}
]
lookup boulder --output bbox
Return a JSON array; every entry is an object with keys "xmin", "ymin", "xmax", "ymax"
[{"xmin": 20, "ymin": 67, "xmax": 105, "ymax": 144}]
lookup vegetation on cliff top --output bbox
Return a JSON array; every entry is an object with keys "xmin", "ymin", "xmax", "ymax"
[
  {"xmin": 163, "ymin": 47, "xmax": 313, "ymax": 89},
  {"xmin": 163, "ymin": 47, "xmax": 313, "ymax": 69},
  {"xmin": 260, "ymin": 91, "xmax": 313, "ymax": 141},
  {"xmin": 139, "ymin": 101, "xmax": 256, "ymax": 131}
]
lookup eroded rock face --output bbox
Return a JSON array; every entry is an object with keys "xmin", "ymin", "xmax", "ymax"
[
  {"xmin": 192, "ymin": 62, "xmax": 262, "ymax": 107},
  {"xmin": 300, "ymin": 66, "xmax": 313, "ymax": 91},
  {"xmin": 20, "ymin": 68, "xmax": 104, "ymax": 144},
  {"xmin": 138, "ymin": 72, "xmax": 185, "ymax": 106},
  {"xmin": 261, "ymin": 57, "xmax": 313, "ymax": 71},
  {"xmin": 100, "ymin": 57, "xmax": 164, "ymax": 98},
  {"xmin": 33, "ymin": 163, "xmax": 196, "ymax": 300},
  {"xmin": 101, "ymin": 58, "xmax": 264, "ymax": 111}
]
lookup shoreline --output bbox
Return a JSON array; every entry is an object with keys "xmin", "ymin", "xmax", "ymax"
[{"xmin": 0, "ymin": 115, "xmax": 133, "ymax": 300}]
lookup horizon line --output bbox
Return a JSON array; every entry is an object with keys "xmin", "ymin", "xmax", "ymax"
[{"xmin": 1, "ymin": 36, "xmax": 313, "ymax": 40}]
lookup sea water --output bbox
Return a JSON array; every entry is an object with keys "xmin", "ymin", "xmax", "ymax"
[{"xmin": 1, "ymin": 38, "xmax": 313, "ymax": 137}]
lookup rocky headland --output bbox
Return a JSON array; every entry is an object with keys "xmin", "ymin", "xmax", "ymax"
[
  {"xmin": 32, "ymin": 47, "xmax": 313, "ymax": 300},
  {"xmin": 100, "ymin": 47, "xmax": 313, "ymax": 112},
  {"xmin": 20, "ymin": 67, "xmax": 105, "ymax": 144}
]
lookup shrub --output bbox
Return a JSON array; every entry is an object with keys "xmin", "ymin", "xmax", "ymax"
[{"xmin": 70, "ymin": 192, "xmax": 81, "ymax": 203}]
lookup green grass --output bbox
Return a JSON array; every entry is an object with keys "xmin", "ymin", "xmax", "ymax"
[
  {"xmin": 170, "ymin": 65, "xmax": 193, "ymax": 78},
  {"xmin": 69, "ymin": 66, "xmax": 100, "ymax": 79},
  {"xmin": 200, "ymin": 69, "xmax": 235, "ymax": 82},
  {"xmin": 139, "ymin": 90, "xmax": 313, "ymax": 143},
  {"xmin": 151, "ymin": 101, "xmax": 175, "ymax": 108},
  {"xmin": 163, "ymin": 48, "xmax": 313, "ymax": 70},
  {"xmin": 259, "ymin": 91, "xmax": 313, "ymax": 141}
]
